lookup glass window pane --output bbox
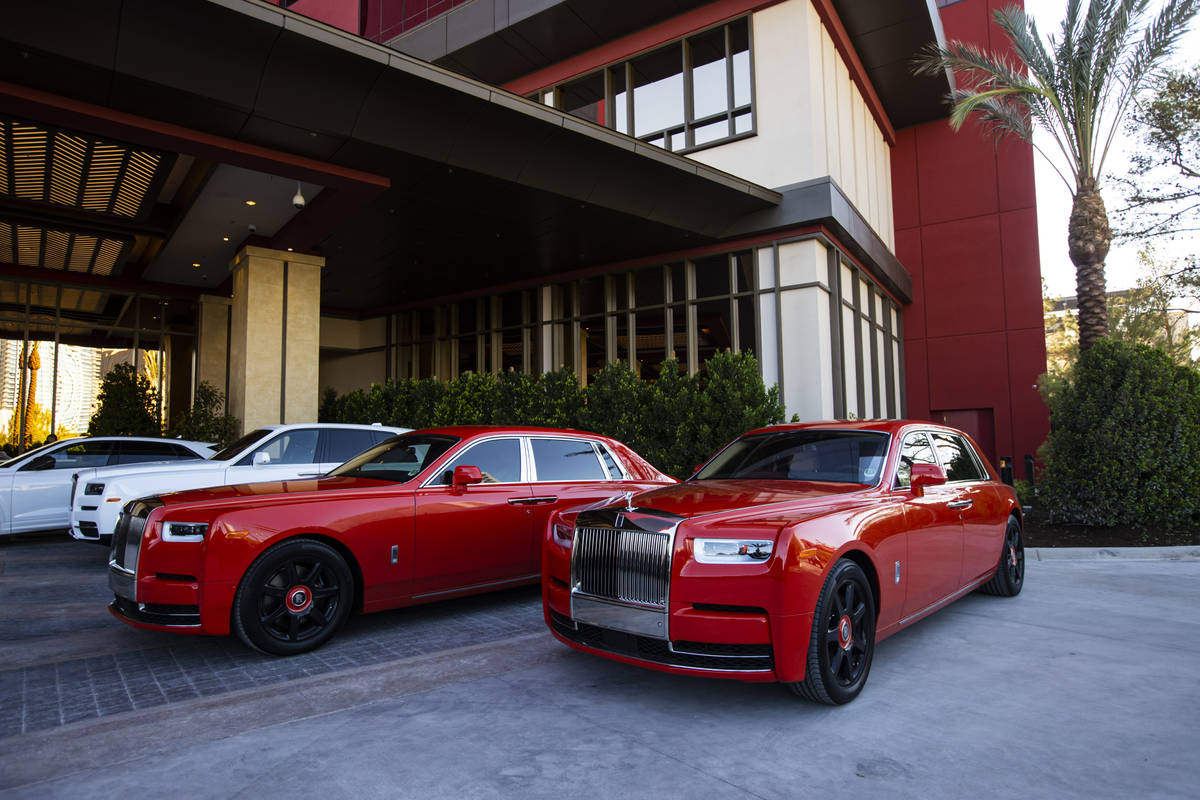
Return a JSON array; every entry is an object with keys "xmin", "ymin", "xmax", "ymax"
[
  {"xmin": 115, "ymin": 441, "xmax": 193, "ymax": 465},
  {"xmin": 693, "ymin": 253, "xmax": 730, "ymax": 298},
  {"xmin": 632, "ymin": 44, "xmax": 684, "ymax": 137},
  {"xmin": 439, "ymin": 437, "xmax": 523, "ymax": 484},
  {"xmin": 734, "ymin": 110, "xmax": 753, "ymax": 134},
  {"xmin": 731, "ymin": 19, "xmax": 751, "ymax": 107},
  {"xmin": 611, "ymin": 66, "xmax": 628, "ymax": 134},
  {"xmin": 254, "ymin": 429, "xmax": 319, "ymax": 465},
  {"xmin": 532, "ymin": 438, "xmax": 607, "ymax": 481},
  {"xmin": 736, "ymin": 294, "xmax": 756, "ymax": 355},
  {"xmin": 634, "ymin": 267, "xmax": 665, "ymax": 308},
  {"xmin": 669, "ymin": 262, "xmax": 686, "ymax": 301},
  {"xmin": 457, "ymin": 301, "xmax": 476, "ymax": 334},
  {"xmin": 29, "ymin": 440, "xmax": 114, "ymax": 470},
  {"xmin": 580, "ymin": 278, "xmax": 604, "ymax": 316},
  {"xmin": 695, "ymin": 298, "xmax": 732, "ymax": 365},
  {"xmin": 690, "ymin": 27, "xmax": 728, "ymax": 120},
  {"xmin": 734, "ymin": 251, "xmax": 754, "ymax": 293},
  {"xmin": 323, "ymin": 428, "xmax": 378, "ymax": 464},
  {"xmin": 634, "ymin": 307, "xmax": 667, "ymax": 375},
  {"xmin": 895, "ymin": 432, "xmax": 938, "ymax": 488},
  {"xmin": 932, "ymin": 433, "xmax": 986, "ymax": 482},
  {"xmin": 559, "ymin": 71, "xmax": 606, "ymax": 126},
  {"xmin": 581, "ymin": 318, "xmax": 605, "ymax": 379},
  {"xmin": 693, "ymin": 118, "xmax": 730, "ymax": 146}
]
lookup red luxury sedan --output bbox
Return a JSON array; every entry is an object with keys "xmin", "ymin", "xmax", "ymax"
[
  {"xmin": 108, "ymin": 427, "xmax": 673, "ymax": 654},
  {"xmin": 543, "ymin": 420, "xmax": 1024, "ymax": 704}
]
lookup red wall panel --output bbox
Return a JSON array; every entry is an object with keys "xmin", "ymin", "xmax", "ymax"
[{"xmin": 893, "ymin": 0, "xmax": 1048, "ymax": 471}]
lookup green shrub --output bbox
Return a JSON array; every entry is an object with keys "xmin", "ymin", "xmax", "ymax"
[
  {"xmin": 317, "ymin": 352, "xmax": 786, "ymax": 479},
  {"xmin": 169, "ymin": 382, "xmax": 240, "ymax": 447},
  {"xmin": 88, "ymin": 363, "xmax": 160, "ymax": 437},
  {"xmin": 1039, "ymin": 339, "xmax": 1200, "ymax": 526}
]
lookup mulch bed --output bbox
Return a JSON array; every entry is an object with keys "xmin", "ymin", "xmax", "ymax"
[{"xmin": 1022, "ymin": 509, "xmax": 1200, "ymax": 548}]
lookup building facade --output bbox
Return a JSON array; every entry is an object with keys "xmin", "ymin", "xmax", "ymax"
[{"xmin": 0, "ymin": 0, "xmax": 1047, "ymax": 471}]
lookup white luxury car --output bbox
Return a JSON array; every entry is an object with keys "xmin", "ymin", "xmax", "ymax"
[
  {"xmin": 1, "ymin": 437, "xmax": 215, "ymax": 536},
  {"xmin": 69, "ymin": 423, "xmax": 409, "ymax": 544}
]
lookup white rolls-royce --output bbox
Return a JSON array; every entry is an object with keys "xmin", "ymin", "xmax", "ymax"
[{"xmin": 69, "ymin": 423, "xmax": 409, "ymax": 544}]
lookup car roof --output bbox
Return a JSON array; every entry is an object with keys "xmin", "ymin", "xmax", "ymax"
[
  {"xmin": 409, "ymin": 425, "xmax": 597, "ymax": 439},
  {"xmin": 256, "ymin": 423, "xmax": 410, "ymax": 432},
  {"xmin": 743, "ymin": 419, "xmax": 969, "ymax": 437}
]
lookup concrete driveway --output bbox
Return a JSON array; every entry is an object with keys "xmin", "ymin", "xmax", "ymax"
[{"xmin": 1, "ymin": 536, "xmax": 1197, "ymax": 799}]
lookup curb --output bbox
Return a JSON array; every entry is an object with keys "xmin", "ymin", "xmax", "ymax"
[{"xmin": 1028, "ymin": 545, "xmax": 1200, "ymax": 561}]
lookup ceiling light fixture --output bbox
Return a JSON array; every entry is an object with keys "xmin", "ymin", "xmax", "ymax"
[
  {"xmin": 192, "ymin": 262, "xmax": 200, "ymax": 267},
  {"xmin": 222, "ymin": 236, "xmax": 230, "ymax": 242},
  {"xmin": 244, "ymin": 200, "xmax": 256, "ymax": 206}
]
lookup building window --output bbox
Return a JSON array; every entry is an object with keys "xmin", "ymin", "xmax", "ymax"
[{"xmin": 545, "ymin": 18, "xmax": 754, "ymax": 155}]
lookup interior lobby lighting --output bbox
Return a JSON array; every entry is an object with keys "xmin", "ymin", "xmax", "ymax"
[{"xmin": 244, "ymin": 200, "xmax": 256, "ymax": 206}]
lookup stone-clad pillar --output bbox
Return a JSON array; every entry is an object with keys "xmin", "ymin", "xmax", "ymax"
[{"xmin": 226, "ymin": 246, "xmax": 323, "ymax": 433}]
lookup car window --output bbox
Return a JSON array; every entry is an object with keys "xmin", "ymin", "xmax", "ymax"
[
  {"xmin": 21, "ymin": 440, "xmax": 115, "ymax": 471},
  {"xmin": 596, "ymin": 443, "xmax": 625, "ymax": 479},
  {"xmin": 532, "ymin": 438, "xmax": 608, "ymax": 481},
  {"xmin": 431, "ymin": 438, "xmax": 523, "ymax": 485},
  {"xmin": 115, "ymin": 441, "xmax": 199, "ymax": 465},
  {"xmin": 931, "ymin": 433, "xmax": 987, "ymax": 482},
  {"xmin": 894, "ymin": 432, "xmax": 938, "ymax": 488},
  {"xmin": 321, "ymin": 429, "xmax": 379, "ymax": 464},
  {"xmin": 245, "ymin": 429, "xmax": 319, "ymax": 466},
  {"xmin": 697, "ymin": 430, "xmax": 889, "ymax": 485},
  {"xmin": 330, "ymin": 434, "xmax": 458, "ymax": 483},
  {"xmin": 212, "ymin": 429, "xmax": 271, "ymax": 461}
]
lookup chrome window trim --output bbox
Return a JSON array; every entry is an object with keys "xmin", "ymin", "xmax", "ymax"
[
  {"xmin": 418, "ymin": 434, "xmax": 529, "ymax": 488},
  {"xmin": 594, "ymin": 441, "xmax": 631, "ymax": 480}
]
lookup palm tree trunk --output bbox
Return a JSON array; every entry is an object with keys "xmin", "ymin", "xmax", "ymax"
[{"xmin": 1068, "ymin": 179, "xmax": 1112, "ymax": 350}]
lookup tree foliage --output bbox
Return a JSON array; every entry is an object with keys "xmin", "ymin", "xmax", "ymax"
[
  {"xmin": 1039, "ymin": 339, "xmax": 1200, "ymax": 526},
  {"xmin": 318, "ymin": 352, "xmax": 787, "ymax": 479},
  {"xmin": 168, "ymin": 382, "xmax": 240, "ymax": 447},
  {"xmin": 916, "ymin": 0, "xmax": 1200, "ymax": 350},
  {"xmin": 88, "ymin": 363, "xmax": 160, "ymax": 437},
  {"xmin": 1119, "ymin": 66, "xmax": 1200, "ymax": 240}
]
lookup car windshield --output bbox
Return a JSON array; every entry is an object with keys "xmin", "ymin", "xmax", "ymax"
[
  {"xmin": 328, "ymin": 434, "xmax": 460, "ymax": 484},
  {"xmin": 209, "ymin": 429, "xmax": 272, "ymax": 461},
  {"xmin": 696, "ymin": 430, "xmax": 890, "ymax": 486}
]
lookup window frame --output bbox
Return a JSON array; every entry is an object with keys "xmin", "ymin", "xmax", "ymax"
[
  {"xmin": 929, "ymin": 431, "xmax": 990, "ymax": 484},
  {"xmin": 421, "ymin": 435, "xmax": 529, "ymax": 488},
  {"xmin": 526, "ymin": 436, "xmax": 613, "ymax": 483}
]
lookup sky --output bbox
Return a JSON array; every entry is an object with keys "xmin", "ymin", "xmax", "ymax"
[{"xmin": 1023, "ymin": 0, "xmax": 1200, "ymax": 298}]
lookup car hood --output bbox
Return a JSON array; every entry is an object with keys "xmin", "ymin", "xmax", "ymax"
[
  {"xmin": 630, "ymin": 479, "xmax": 870, "ymax": 518},
  {"xmin": 159, "ymin": 475, "xmax": 397, "ymax": 506},
  {"xmin": 74, "ymin": 458, "xmax": 226, "ymax": 483}
]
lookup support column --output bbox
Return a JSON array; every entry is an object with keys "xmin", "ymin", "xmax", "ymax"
[
  {"xmin": 227, "ymin": 246, "xmax": 324, "ymax": 433},
  {"xmin": 775, "ymin": 239, "xmax": 836, "ymax": 421},
  {"xmin": 196, "ymin": 294, "xmax": 231, "ymax": 407}
]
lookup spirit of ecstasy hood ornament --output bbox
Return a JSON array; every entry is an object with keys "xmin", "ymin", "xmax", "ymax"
[{"xmin": 622, "ymin": 490, "xmax": 635, "ymax": 512}]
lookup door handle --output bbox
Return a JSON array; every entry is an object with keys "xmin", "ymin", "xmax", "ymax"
[
  {"xmin": 507, "ymin": 496, "xmax": 558, "ymax": 505},
  {"xmin": 947, "ymin": 499, "xmax": 973, "ymax": 509}
]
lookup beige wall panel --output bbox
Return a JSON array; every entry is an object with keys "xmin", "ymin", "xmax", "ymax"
[
  {"xmin": 320, "ymin": 316, "xmax": 386, "ymax": 350},
  {"xmin": 806, "ymin": 1, "xmax": 828, "ymax": 178},
  {"xmin": 196, "ymin": 295, "xmax": 230, "ymax": 397},
  {"xmin": 284, "ymin": 261, "xmax": 321, "ymax": 423},
  {"xmin": 319, "ymin": 350, "xmax": 387, "ymax": 396}
]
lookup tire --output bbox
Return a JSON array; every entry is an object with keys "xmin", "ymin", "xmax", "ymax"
[
  {"xmin": 232, "ymin": 538, "xmax": 354, "ymax": 655},
  {"xmin": 789, "ymin": 559, "xmax": 876, "ymax": 705},
  {"xmin": 980, "ymin": 516, "xmax": 1024, "ymax": 597}
]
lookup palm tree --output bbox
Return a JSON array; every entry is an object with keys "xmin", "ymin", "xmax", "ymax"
[{"xmin": 917, "ymin": 0, "xmax": 1199, "ymax": 351}]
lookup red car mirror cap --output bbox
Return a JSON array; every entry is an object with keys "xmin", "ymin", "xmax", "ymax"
[
  {"xmin": 910, "ymin": 463, "xmax": 947, "ymax": 496},
  {"xmin": 452, "ymin": 464, "xmax": 484, "ymax": 490}
]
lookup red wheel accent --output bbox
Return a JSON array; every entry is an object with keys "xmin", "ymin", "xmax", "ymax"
[
  {"xmin": 837, "ymin": 614, "xmax": 853, "ymax": 650},
  {"xmin": 285, "ymin": 585, "xmax": 313, "ymax": 614}
]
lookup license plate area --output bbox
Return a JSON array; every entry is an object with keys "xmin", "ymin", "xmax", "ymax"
[{"xmin": 570, "ymin": 593, "xmax": 668, "ymax": 640}]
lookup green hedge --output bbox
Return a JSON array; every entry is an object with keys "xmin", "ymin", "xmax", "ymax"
[
  {"xmin": 1039, "ymin": 339, "xmax": 1200, "ymax": 527},
  {"xmin": 318, "ymin": 351, "xmax": 786, "ymax": 478}
]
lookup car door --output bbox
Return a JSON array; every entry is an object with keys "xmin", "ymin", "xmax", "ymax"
[
  {"xmin": 11, "ymin": 440, "xmax": 116, "ymax": 532},
  {"xmin": 897, "ymin": 431, "xmax": 966, "ymax": 618},
  {"xmin": 930, "ymin": 432, "xmax": 1010, "ymax": 584},
  {"xmin": 412, "ymin": 436, "xmax": 534, "ymax": 595},
  {"xmin": 525, "ymin": 436, "xmax": 632, "ymax": 548},
  {"xmin": 225, "ymin": 428, "xmax": 323, "ymax": 484}
]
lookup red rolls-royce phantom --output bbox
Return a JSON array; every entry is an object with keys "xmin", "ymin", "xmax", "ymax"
[
  {"xmin": 543, "ymin": 420, "xmax": 1024, "ymax": 704},
  {"xmin": 108, "ymin": 427, "xmax": 673, "ymax": 654}
]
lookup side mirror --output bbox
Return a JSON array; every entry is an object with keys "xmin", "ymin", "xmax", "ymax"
[
  {"xmin": 451, "ymin": 465, "xmax": 484, "ymax": 491},
  {"xmin": 910, "ymin": 463, "xmax": 947, "ymax": 496},
  {"xmin": 252, "ymin": 451, "xmax": 271, "ymax": 467},
  {"xmin": 22, "ymin": 454, "xmax": 55, "ymax": 471}
]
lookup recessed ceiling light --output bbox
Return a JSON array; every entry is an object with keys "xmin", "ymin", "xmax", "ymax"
[
  {"xmin": 192, "ymin": 262, "xmax": 200, "ymax": 267},
  {"xmin": 222, "ymin": 236, "xmax": 230, "ymax": 242},
  {"xmin": 244, "ymin": 200, "xmax": 256, "ymax": 206},
  {"xmin": 287, "ymin": 247, "xmax": 293, "ymax": 252}
]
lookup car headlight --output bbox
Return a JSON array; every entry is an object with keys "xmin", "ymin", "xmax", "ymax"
[
  {"xmin": 693, "ymin": 538, "xmax": 773, "ymax": 564},
  {"xmin": 84, "ymin": 483, "xmax": 104, "ymax": 495},
  {"xmin": 162, "ymin": 521, "xmax": 208, "ymax": 542}
]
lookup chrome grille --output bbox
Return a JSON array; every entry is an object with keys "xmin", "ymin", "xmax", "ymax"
[
  {"xmin": 109, "ymin": 498, "xmax": 161, "ymax": 575},
  {"xmin": 573, "ymin": 526, "xmax": 672, "ymax": 608}
]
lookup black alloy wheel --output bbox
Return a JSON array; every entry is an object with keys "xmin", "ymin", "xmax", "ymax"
[
  {"xmin": 790, "ymin": 559, "xmax": 876, "ymax": 705},
  {"xmin": 981, "ymin": 516, "xmax": 1024, "ymax": 597},
  {"xmin": 233, "ymin": 539, "xmax": 354, "ymax": 655}
]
